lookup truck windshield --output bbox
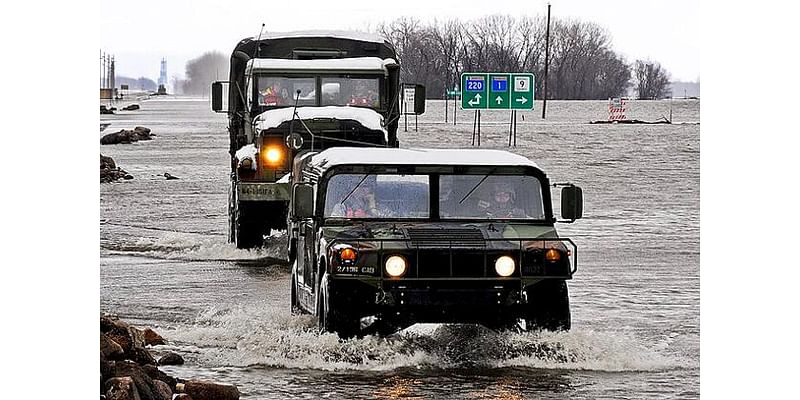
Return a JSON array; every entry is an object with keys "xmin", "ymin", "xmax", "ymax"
[
  {"xmin": 440, "ymin": 175, "xmax": 545, "ymax": 220},
  {"xmin": 324, "ymin": 174, "xmax": 430, "ymax": 218},
  {"xmin": 256, "ymin": 76, "xmax": 316, "ymax": 107},
  {"xmin": 320, "ymin": 77, "xmax": 381, "ymax": 108}
]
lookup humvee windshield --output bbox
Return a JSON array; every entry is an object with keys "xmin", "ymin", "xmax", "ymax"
[
  {"xmin": 255, "ymin": 75, "xmax": 382, "ymax": 109},
  {"xmin": 440, "ymin": 175, "xmax": 545, "ymax": 220},
  {"xmin": 322, "ymin": 173, "xmax": 545, "ymax": 220},
  {"xmin": 324, "ymin": 174, "xmax": 430, "ymax": 218}
]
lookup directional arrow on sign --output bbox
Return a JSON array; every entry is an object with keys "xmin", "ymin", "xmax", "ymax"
[
  {"xmin": 468, "ymin": 94, "xmax": 482, "ymax": 106},
  {"xmin": 515, "ymin": 97, "xmax": 528, "ymax": 104},
  {"xmin": 495, "ymin": 96, "xmax": 503, "ymax": 105}
]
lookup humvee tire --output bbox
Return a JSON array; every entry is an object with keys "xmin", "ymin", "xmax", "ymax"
[
  {"xmin": 523, "ymin": 280, "xmax": 571, "ymax": 332},
  {"xmin": 317, "ymin": 274, "xmax": 360, "ymax": 338},
  {"xmin": 290, "ymin": 263, "xmax": 309, "ymax": 315}
]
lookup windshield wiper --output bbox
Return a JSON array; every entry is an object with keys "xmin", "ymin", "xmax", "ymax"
[
  {"xmin": 459, "ymin": 169, "xmax": 496, "ymax": 204},
  {"xmin": 340, "ymin": 174, "xmax": 370, "ymax": 205}
]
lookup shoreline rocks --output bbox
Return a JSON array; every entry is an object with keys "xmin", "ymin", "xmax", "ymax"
[
  {"xmin": 100, "ymin": 314, "xmax": 240, "ymax": 400},
  {"xmin": 101, "ymin": 155, "xmax": 133, "ymax": 183},
  {"xmin": 101, "ymin": 126, "xmax": 156, "ymax": 145}
]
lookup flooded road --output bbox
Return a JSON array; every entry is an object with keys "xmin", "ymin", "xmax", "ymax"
[{"xmin": 100, "ymin": 97, "xmax": 699, "ymax": 399}]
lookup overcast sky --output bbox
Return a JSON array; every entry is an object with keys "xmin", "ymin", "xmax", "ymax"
[{"xmin": 100, "ymin": 0, "xmax": 700, "ymax": 82}]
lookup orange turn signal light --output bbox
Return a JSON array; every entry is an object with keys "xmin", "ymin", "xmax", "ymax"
[
  {"xmin": 339, "ymin": 247, "xmax": 357, "ymax": 262},
  {"xmin": 545, "ymin": 248, "xmax": 561, "ymax": 262}
]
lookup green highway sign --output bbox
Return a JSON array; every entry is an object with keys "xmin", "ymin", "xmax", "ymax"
[{"xmin": 461, "ymin": 72, "xmax": 534, "ymax": 110}]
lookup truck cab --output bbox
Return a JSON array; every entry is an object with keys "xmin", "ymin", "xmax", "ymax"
[
  {"xmin": 212, "ymin": 31, "xmax": 425, "ymax": 248},
  {"xmin": 287, "ymin": 147, "xmax": 583, "ymax": 338}
]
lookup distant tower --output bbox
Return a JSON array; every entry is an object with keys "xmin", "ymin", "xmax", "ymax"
[{"xmin": 158, "ymin": 58, "xmax": 168, "ymax": 87}]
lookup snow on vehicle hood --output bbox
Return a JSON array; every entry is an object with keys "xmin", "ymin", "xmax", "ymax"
[{"xmin": 254, "ymin": 106, "xmax": 387, "ymax": 138}]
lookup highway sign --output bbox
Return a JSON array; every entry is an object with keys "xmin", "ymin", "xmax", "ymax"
[{"xmin": 460, "ymin": 72, "xmax": 534, "ymax": 110}]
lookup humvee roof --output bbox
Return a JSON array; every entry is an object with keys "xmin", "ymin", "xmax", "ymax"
[{"xmin": 306, "ymin": 148, "xmax": 541, "ymax": 171}]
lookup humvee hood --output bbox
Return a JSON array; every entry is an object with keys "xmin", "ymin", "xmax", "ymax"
[{"xmin": 323, "ymin": 222, "xmax": 557, "ymax": 242}]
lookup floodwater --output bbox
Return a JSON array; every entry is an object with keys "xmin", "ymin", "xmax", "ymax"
[{"xmin": 100, "ymin": 97, "xmax": 700, "ymax": 399}]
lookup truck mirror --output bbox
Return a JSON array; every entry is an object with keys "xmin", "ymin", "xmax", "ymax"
[
  {"xmin": 414, "ymin": 84, "xmax": 426, "ymax": 114},
  {"xmin": 211, "ymin": 81, "xmax": 227, "ymax": 112},
  {"xmin": 561, "ymin": 185, "xmax": 583, "ymax": 220},
  {"xmin": 293, "ymin": 184, "xmax": 314, "ymax": 219}
]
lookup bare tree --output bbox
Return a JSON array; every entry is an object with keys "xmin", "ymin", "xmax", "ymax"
[
  {"xmin": 635, "ymin": 60, "xmax": 671, "ymax": 99},
  {"xmin": 183, "ymin": 51, "xmax": 229, "ymax": 96}
]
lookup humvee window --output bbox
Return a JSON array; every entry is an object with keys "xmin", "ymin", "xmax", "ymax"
[
  {"xmin": 321, "ymin": 77, "xmax": 381, "ymax": 109},
  {"xmin": 256, "ymin": 76, "xmax": 316, "ymax": 107},
  {"xmin": 324, "ymin": 174, "xmax": 430, "ymax": 218},
  {"xmin": 439, "ymin": 175, "xmax": 545, "ymax": 219}
]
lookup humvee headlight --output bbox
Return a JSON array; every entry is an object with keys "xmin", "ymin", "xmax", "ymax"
[
  {"xmin": 339, "ymin": 247, "xmax": 357, "ymax": 262},
  {"xmin": 264, "ymin": 147, "xmax": 282, "ymax": 164},
  {"xmin": 385, "ymin": 255, "xmax": 407, "ymax": 278},
  {"xmin": 545, "ymin": 248, "xmax": 562, "ymax": 262},
  {"xmin": 495, "ymin": 256, "xmax": 515, "ymax": 277}
]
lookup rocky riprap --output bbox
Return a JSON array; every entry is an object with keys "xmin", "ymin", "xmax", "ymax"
[
  {"xmin": 100, "ymin": 126, "xmax": 156, "ymax": 145},
  {"xmin": 100, "ymin": 155, "xmax": 133, "ymax": 183},
  {"xmin": 100, "ymin": 314, "xmax": 240, "ymax": 400}
]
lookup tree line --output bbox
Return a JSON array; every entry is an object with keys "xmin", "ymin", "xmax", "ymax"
[
  {"xmin": 377, "ymin": 15, "xmax": 671, "ymax": 100},
  {"xmin": 177, "ymin": 15, "xmax": 672, "ymax": 99}
]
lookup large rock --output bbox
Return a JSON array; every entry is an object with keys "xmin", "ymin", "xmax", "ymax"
[
  {"xmin": 112, "ymin": 360, "xmax": 169, "ymax": 400},
  {"xmin": 142, "ymin": 328, "xmax": 165, "ymax": 346},
  {"xmin": 157, "ymin": 352, "xmax": 184, "ymax": 366},
  {"xmin": 101, "ymin": 127, "xmax": 155, "ymax": 145},
  {"xmin": 176, "ymin": 380, "xmax": 240, "ymax": 400},
  {"xmin": 100, "ymin": 155, "xmax": 133, "ymax": 183},
  {"xmin": 105, "ymin": 377, "xmax": 140, "ymax": 400},
  {"xmin": 152, "ymin": 380, "xmax": 172, "ymax": 400},
  {"xmin": 142, "ymin": 364, "xmax": 177, "ymax": 389},
  {"xmin": 101, "ymin": 333, "xmax": 125, "ymax": 361}
]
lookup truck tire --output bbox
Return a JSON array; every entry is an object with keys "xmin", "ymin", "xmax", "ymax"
[
  {"xmin": 523, "ymin": 280, "xmax": 571, "ymax": 332},
  {"xmin": 317, "ymin": 274, "xmax": 359, "ymax": 338},
  {"xmin": 234, "ymin": 203, "xmax": 265, "ymax": 249}
]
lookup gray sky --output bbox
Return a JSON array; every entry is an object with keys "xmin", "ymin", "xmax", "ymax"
[{"xmin": 100, "ymin": 0, "xmax": 700, "ymax": 82}]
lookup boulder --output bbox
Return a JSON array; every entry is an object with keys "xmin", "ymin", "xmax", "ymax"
[
  {"xmin": 105, "ymin": 377, "xmax": 140, "ymax": 400},
  {"xmin": 173, "ymin": 395, "xmax": 192, "ymax": 400},
  {"xmin": 101, "ymin": 127, "xmax": 155, "ymax": 145},
  {"xmin": 157, "ymin": 351, "xmax": 184, "ymax": 366},
  {"xmin": 142, "ymin": 328, "xmax": 166, "ymax": 346},
  {"xmin": 176, "ymin": 380, "xmax": 240, "ymax": 400},
  {"xmin": 152, "ymin": 380, "xmax": 172, "ymax": 400},
  {"xmin": 142, "ymin": 364, "xmax": 177, "ymax": 389},
  {"xmin": 101, "ymin": 333, "xmax": 125, "ymax": 360},
  {"xmin": 112, "ymin": 360, "xmax": 167, "ymax": 400},
  {"xmin": 100, "ymin": 155, "xmax": 133, "ymax": 183}
]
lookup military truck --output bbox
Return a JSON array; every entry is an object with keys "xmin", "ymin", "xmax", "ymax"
[
  {"xmin": 211, "ymin": 31, "xmax": 425, "ymax": 248},
  {"xmin": 287, "ymin": 147, "xmax": 583, "ymax": 338}
]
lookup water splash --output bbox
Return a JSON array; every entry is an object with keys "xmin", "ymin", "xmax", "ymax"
[
  {"xmin": 105, "ymin": 231, "xmax": 288, "ymax": 261},
  {"xmin": 162, "ymin": 300, "xmax": 690, "ymax": 373}
]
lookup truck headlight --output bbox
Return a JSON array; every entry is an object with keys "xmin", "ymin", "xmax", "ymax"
[
  {"xmin": 495, "ymin": 255, "xmax": 515, "ymax": 277},
  {"xmin": 385, "ymin": 255, "xmax": 407, "ymax": 278},
  {"xmin": 263, "ymin": 147, "xmax": 283, "ymax": 165}
]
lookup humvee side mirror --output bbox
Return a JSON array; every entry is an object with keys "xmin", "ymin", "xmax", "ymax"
[
  {"xmin": 211, "ymin": 81, "xmax": 228, "ymax": 113},
  {"xmin": 414, "ymin": 84, "xmax": 426, "ymax": 114},
  {"xmin": 293, "ymin": 184, "xmax": 314, "ymax": 219},
  {"xmin": 561, "ymin": 185, "xmax": 583, "ymax": 221}
]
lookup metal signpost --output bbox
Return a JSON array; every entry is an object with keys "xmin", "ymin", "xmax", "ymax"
[{"xmin": 460, "ymin": 73, "xmax": 534, "ymax": 146}]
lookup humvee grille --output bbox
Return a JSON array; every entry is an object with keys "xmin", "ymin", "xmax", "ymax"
[{"xmin": 406, "ymin": 227, "xmax": 486, "ymax": 249}]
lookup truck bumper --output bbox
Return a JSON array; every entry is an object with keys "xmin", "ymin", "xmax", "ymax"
[{"xmin": 237, "ymin": 182, "xmax": 291, "ymax": 202}]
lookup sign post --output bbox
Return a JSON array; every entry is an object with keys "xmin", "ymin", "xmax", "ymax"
[{"xmin": 460, "ymin": 72, "xmax": 535, "ymax": 146}]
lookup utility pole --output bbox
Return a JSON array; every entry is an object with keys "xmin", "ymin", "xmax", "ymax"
[{"xmin": 542, "ymin": 2, "xmax": 551, "ymax": 119}]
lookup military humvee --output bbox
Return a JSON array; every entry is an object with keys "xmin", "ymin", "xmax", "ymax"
[{"xmin": 288, "ymin": 147, "xmax": 583, "ymax": 337}]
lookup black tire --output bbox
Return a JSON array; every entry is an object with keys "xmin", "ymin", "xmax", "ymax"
[
  {"xmin": 317, "ymin": 274, "xmax": 359, "ymax": 338},
  {"xmin": 234, "ymin": 203, "xmax": 265, "ymax": 249},
  {"xmin": 523, "ymin": 280, "xmax": 571, "ymax": 332},
  {"xmin": 290, "ymin": 261, "xmax": 308, "ymax": 315}
]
